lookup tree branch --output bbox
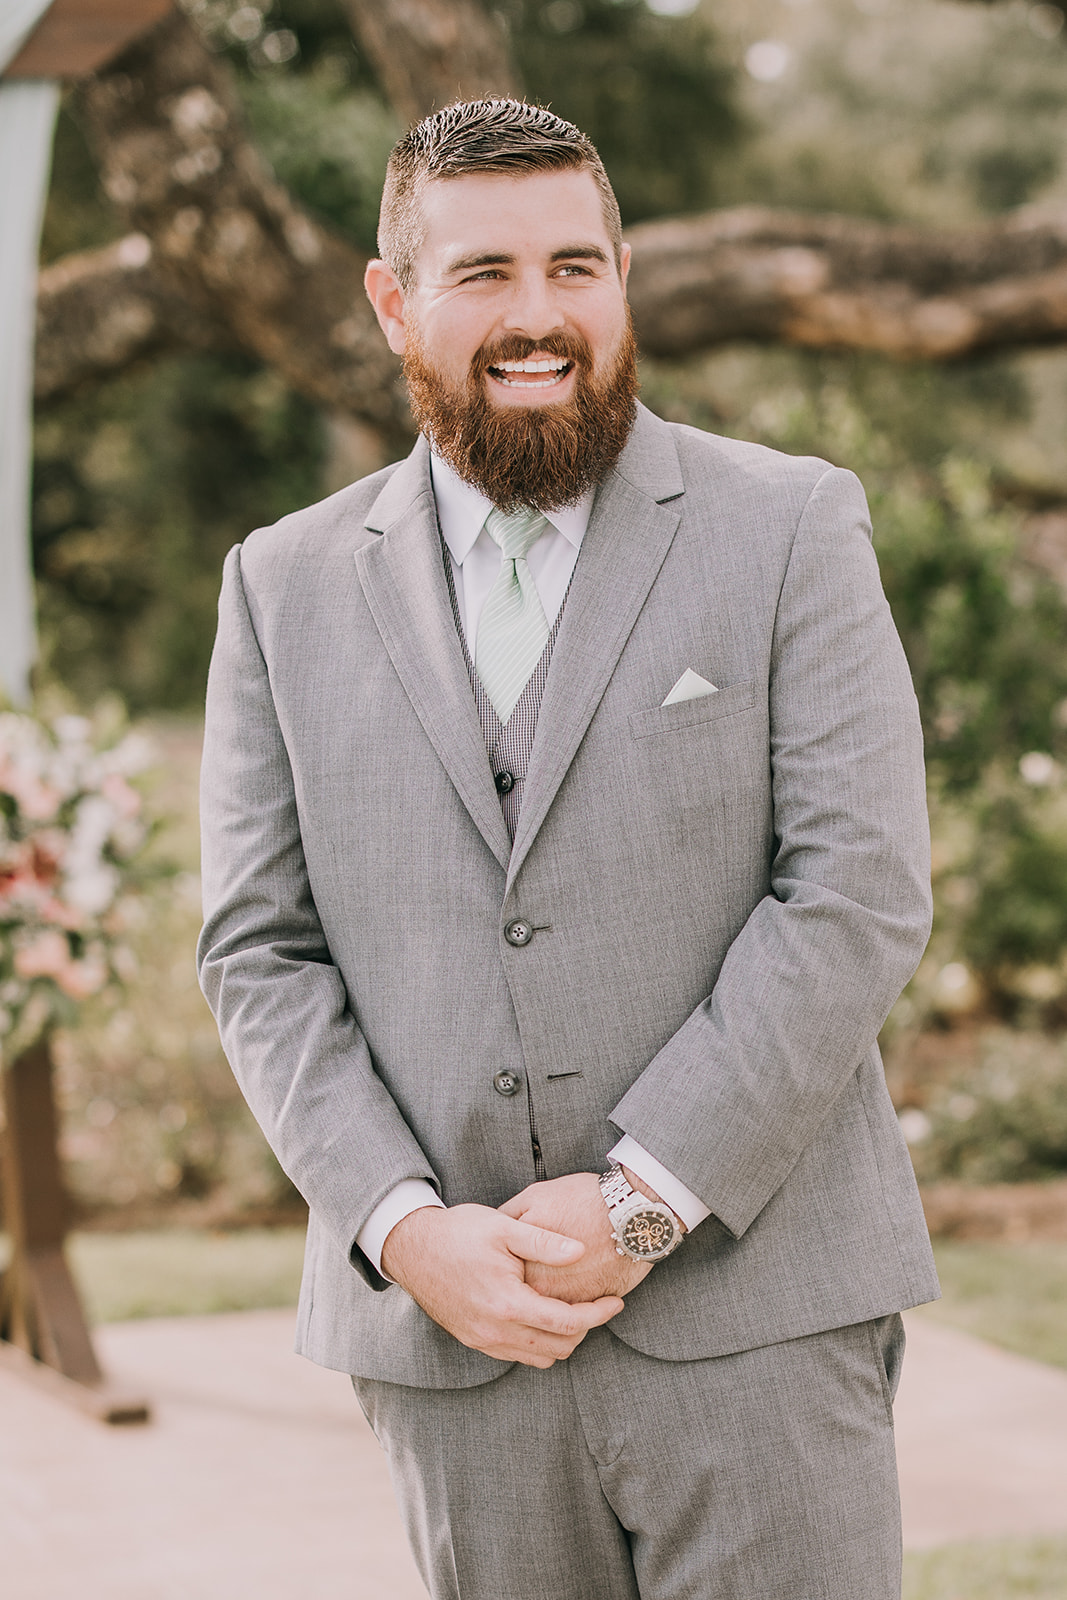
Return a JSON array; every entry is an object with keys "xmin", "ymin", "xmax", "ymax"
[
  {"xmin": 35, "ymin": 233, "xmax": 233, "ymax": 400},
  {"xmin": 626, "ymin": 205, "xmax": 1067, "ymax": 361}
]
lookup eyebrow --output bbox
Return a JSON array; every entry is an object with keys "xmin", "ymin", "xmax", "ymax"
[{"xmin": 445, "ymin": 244, "xmax": 610, "ymax": 275}]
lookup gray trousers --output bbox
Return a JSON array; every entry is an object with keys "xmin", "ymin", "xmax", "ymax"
[{"xmin": 352, "ymin": 1315, "xmax": 905, "ymax": 1600}]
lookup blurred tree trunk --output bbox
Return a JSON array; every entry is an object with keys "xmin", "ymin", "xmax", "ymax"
[
  {"xmin": 68, "ymin": 9, "xmax": 411, "ymax": 443},
  {"xmin": 34, "ymin": 1, "xmax": 1067, "ymax": 419},
  {"xmin": 339, "ymin": 0, "xmax": 518, "ymax": 123}
]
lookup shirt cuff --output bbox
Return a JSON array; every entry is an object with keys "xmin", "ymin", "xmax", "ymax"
[
  {"xmin": 609, "ymin": 1135, "xmax": 712, "ymax": 1234},
  {"xmin": 356, "ymin": 1179, "xmax": 446, "ymax": 1279}
]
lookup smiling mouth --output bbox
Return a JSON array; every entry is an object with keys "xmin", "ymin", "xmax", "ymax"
[{"xmin": 487, "ymin": 357, "xmax": 575, "ymax": 389}]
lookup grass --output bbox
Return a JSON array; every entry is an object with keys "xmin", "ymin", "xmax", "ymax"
[
  {"xmin": 69, "ymin": 1226, "xmax": 307, "ymax": 1321},
  {"xmin": 926, "ymin": 1241, "xmax": 1067, "ymax": 1370},
  {"xmin": 903, "ymin": 1537, "xmax": 1067, "ymax": 1599},
  {"xmin": 0, "ymin": 1226, "xmax": 306, "ymax": 1323}
]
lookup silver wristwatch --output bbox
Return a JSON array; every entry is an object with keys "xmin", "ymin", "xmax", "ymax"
[{"xmin": 598, "ymin": 1160, "xmax": 685, "ymax": 1262}]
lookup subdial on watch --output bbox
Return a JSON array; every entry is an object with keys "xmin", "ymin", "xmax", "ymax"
[{"xmin": 624, "ymin": 1210, "xmax": 674, "ymax": 1256}]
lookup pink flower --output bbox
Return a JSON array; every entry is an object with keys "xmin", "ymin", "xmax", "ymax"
[
  {"xmin": 100, "ymin": 772, "xmax": 142, "ymax": 821},
  {"xmin": 14, "ymin": 929, "xmax": 71, "ymax": 980},
  {"xmin": 55, "ymin": 952, "xmax": 108, "ymax": 1000}
]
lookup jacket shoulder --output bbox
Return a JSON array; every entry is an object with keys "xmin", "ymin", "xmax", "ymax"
[
  {"xmin": 670, "ymin": 421, "xmax": 844, "ymax": 502},
  {"xmin": 234, "ymin": 458, "xmax": 407, "ymax": 588}
]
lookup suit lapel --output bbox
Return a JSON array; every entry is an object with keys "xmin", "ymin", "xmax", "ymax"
[
  {"xmin": 507, "ymin": 406, "xmax": 685, "ymax": 886},
  {"xmin": 355, "ymin": 440, "xmax": 513, "ymax": 869}
]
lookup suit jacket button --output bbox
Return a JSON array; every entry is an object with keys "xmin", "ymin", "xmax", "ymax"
[
  {"xmin": 493, "ymin": 1070, "xmax": 521, "ymax": 1097},
  {"xmin": 495, "ymin": 770, "xmax": 515, "ymax": 794},
  {"xmin": 504, "ymin": 919, "xmax": 532, "ymax": 946}
]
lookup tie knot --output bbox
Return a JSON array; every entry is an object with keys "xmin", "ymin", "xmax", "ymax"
[{"xmin": 484, "ymin": 506, "xmax": 547, "ymax": 562}]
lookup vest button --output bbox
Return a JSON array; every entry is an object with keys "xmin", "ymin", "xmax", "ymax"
[
  {"xmin": 495, "ymin": 770, "xmax": 515, "ymax": 794},
  {"xmin": 493, "ymin": 1069, "xmax": 522, "ymax": 1097},
  {"xmin": 504, "ymin": 919, "xmax": 532, "ymax": 947}
]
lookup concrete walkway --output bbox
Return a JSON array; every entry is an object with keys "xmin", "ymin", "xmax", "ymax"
[{"xmin": 2, "ymin": 1309, "xmax": 1066, "ymax": 1599}]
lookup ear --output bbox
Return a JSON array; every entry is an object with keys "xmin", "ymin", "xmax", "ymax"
[
  {"xmin": 619, "ymin": 241, "xmax": 632, "ymax": 293},
  {"xmin": 365, "ymin": 259, "xmax": 409, "ymax": 355}
]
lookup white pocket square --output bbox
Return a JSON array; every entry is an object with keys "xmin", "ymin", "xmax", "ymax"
[{"xmin": 661, "ymin": 669, "xmax": 719, "ymax": 707}]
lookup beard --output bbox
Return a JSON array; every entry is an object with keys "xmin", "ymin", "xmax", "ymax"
[{"xmin": 403, "ymin": 318, "xmax": 639, "ymax": 513}]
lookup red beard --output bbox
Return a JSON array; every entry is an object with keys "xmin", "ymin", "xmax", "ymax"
[{"xmin": 403, "ymin": 320, "xmax": 639, "ymax": 513}]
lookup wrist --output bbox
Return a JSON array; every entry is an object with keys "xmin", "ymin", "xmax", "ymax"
[
  {"xmin": 380, "ymin": 1202, "xmax": 446, "ymax": 1284},
  {"xmin": 599, "ymin": 1160, "xmax": 686, "ymax": 1261}
]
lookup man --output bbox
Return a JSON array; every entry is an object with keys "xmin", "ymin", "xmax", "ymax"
[{"xmin": 198, "ymin": 98, "xmax": 938, "ymax": 1600}]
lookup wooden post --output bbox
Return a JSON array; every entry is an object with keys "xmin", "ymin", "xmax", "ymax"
[{"xmin": 0, "ymin": 1040, "xmax": 149, "ymax": 1422}]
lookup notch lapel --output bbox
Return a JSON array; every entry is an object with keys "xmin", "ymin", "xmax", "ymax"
[
  {"xmin": 507, "ymin": 407, "xmax": 685, "ymax": 887},
  {"xmin": 355, "ymin": 441, "xmax": 513, "ymax": 869}
]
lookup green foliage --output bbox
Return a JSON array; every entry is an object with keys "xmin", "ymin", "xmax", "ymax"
[
  {"xmin": 911, "ymin": 1032, "xmax": 1067, "ymax": 1183},
  {"xmin": 39, "ymin": 103, "xmax": 120, "ymax": 264},
  {"xmin": 716, "ymin": 0, "xmax": 1067, "ymax": 225},
  {"xmin": 872, "ymin": 462, "xmax": 1067, "ymax": 795},
  {"xmin": 241, "ymin": 70, "xmax": 400, "ymax": 253},
  {"xmin": 963, "ymin": 785, "xmax": 1067, "ymax": 978},
  {"xmin": 509, "ymin": 0, "xmax": 744, "ymax": 223},
  {"xmin": 33, "ymin": 356, "xmax": 324, "ymax": 712}
]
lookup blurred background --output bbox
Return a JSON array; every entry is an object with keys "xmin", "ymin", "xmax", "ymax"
[{"xmin": 5, "ymin": 0, "xmax": 1067, "ymax": 1567}]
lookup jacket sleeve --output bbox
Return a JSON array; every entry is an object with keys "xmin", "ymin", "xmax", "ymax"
[
  {"xmin": 608, "ymin": 466, "xmax": 932, "ymax": 1238},
  {"xmin": 197, "ymin": 543, "xmax": 439, "ymax": 1274}
]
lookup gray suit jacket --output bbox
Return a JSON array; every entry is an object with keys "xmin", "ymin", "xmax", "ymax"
[{"xmin": 198, "ymin": 403, "xmax": 938, "ymax": 1387}]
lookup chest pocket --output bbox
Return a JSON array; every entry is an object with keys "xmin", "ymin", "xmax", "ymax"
[{"xmin": 628, "ymin": 680, "xmax": 758, "ymax": 740}]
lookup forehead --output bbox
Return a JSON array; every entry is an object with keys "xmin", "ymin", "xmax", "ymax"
[{"xmin": 413, "ymin": 168, "xmax": 614, "ymax": 279}]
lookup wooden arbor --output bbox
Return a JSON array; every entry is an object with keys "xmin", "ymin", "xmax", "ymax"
[
  {"xmin": 0, "ymin": 0, "xmax": 171, "ymax": 1423},
  {"xmin": 0, "ymin": 1041, "xmax": 148, "ymax": 1421}
]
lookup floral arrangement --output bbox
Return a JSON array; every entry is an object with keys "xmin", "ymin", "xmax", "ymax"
[{"xmin": 0, "ymin": 707, "xmax": 154, "ymax": 1060}]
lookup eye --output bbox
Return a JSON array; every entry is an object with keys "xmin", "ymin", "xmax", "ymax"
[{"xmin": 555, "ymin": 263, "xmax": 593, "ymax": 278}]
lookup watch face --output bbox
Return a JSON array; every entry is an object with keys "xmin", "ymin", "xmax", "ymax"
[{"xmin": 621, "ymin": 1206, "xmax": 678, "ymax": 1259}]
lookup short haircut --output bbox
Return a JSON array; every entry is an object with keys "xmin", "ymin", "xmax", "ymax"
[{"xmin": 377, "ymin": 98, "xmax": 623, "ymax": 291}]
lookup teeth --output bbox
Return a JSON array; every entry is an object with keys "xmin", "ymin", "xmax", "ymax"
[
  {"xmin": 496, "ymin": 375, "xmax": 564, "ymax": 387},
  {"xmin": 495, "ymin": 358, "xmax": 569, "ymax": 373}
]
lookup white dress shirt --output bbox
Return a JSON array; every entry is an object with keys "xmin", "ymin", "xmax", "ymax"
[{"xmin": 356, "ymin": 453, "xmax": 711, "ymax": 1275}]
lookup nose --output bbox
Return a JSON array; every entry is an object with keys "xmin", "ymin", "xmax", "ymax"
[{"xmin": 501, "ymin": 269, "xmax": 566, "ymax": 342}]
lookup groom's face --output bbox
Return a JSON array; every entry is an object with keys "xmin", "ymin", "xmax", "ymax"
[
  {"xmin": 366, "ymin": 166, "xmax": 638, "ymax": 509},
  {"xmin": 400, "ymin": 166, "xmax": 631, "ymax": 410}
]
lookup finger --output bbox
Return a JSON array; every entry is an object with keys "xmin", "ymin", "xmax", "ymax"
[
  {"xmin": 497, "ymin": 1193, "xmax": 530, "ymax": 1220},
  {"xmin": 500, "ymin": 1324, "xmax": 591, "ymax": 1365},
  {"xmin": 511, "ymin": 1282, "xmax": 624, "ymax": 1336},
  {"xmin": 504, "ymin": 1219, "xmax": 584, "ymax": 1266}
]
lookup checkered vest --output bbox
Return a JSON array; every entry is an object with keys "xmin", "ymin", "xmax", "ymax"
[{"xmin": 442, "ymin": 536, "xmax": 570, "ymax": 842}]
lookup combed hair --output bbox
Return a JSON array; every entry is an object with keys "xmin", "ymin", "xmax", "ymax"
[{"xmin": 377, "ymin": 98, "xmax": 623, "ymax": 290}]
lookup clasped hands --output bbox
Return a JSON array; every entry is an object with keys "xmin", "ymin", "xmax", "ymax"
[{"xmin": 380, "ymin": 1171, "xmax": 658, "ymax": 1369}]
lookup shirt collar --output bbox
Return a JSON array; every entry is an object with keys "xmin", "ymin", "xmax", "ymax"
[{"xmin": 430, "ymin": 449, "xmax": 594, "ymax": 567}]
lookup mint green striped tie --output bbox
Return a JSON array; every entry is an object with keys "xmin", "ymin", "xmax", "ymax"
[{"xmin": 474, "ymin": 506, "xmax": 551, "ymax": 724}]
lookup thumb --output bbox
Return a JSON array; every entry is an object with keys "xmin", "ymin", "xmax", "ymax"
[{"xmin": 504, "ymin": 1218, "xmax": 585, "ymax": 1266}]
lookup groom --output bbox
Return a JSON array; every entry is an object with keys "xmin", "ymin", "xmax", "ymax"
[{"xmin": 199, "ymin": 97, "xmax": 937, "ymax": 1600}]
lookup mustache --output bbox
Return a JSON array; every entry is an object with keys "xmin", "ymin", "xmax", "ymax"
[{"xmin": 471, "ymin": 331, "xmax": 593, "ymax": 379}]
